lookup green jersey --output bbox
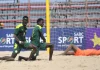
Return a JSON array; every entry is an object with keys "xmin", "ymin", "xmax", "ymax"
[
  {"xmin": 31, "ymin": 25, "xmax": 46, "ymax": 56},
  {"xmin": 31, "ymin": 25, "xmax": 42, "ymax": 43},
  {"xmin": 14, "ymin": 23, "xmax": 27, "ymax": 42}
]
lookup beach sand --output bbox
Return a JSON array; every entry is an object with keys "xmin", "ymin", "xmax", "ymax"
[{"xmin": 0, "ymin": 51, "xmax": 100, "ymax": 70}]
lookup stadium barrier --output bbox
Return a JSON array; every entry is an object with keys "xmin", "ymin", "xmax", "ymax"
[{"xmin": 0, "ymin": 28, "xmax": 100, "ymax": 51}]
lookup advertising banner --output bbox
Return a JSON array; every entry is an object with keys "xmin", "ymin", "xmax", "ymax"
[
  {"xmin": 0, "ymin": 28, "xmax": 46, "ymax": 51},
  {"xmin": 85, "ymin": 28, "xmax": 100, "ymax": 49},
  {"xmin": 0, "ymin": 29, "xmax": 14, "ymax": 51},
  {"xmin": 51, "ymin": 28, "xmax": 85, "ymax": 50},
  {"xmin": 0, "ymin": 28, "xmax": 86, "ymax": 51}
]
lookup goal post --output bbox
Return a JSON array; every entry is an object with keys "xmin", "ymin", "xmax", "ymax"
[{"xmin": 46, "ymin": 0, "xmax": 50, "ymax": 52}]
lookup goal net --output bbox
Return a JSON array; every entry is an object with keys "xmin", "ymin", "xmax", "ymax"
[{"xmin": 50, "ymin": 0, "xmax": 100, "ymax": 50}]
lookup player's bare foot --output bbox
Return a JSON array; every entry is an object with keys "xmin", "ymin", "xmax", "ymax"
[
  {"xmin": 0, "ymin": 57, "xmax": 5, "ymax": 60},
  {"xmin": 0, "ymin": 56, "xmax": 11, "ymax": 60},
  {"xmin": 18, "ymin": 56, "xmax": 28, "ymax": 61},
  {"xmin": 49, "ymin": 58, "xmax": 52, "ymax": 61},
  {"xmin": 6, "ymin": 57, "xmax": 14, "ymax": 61}
]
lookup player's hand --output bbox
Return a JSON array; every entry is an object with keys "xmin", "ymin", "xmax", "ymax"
[
  {"xmin": 43, "ymin": 39, "xmax": 46, "ymax": 43},
  {"xmin": 30, "ymin": 36, "xmax": 32, "ymax": 41},
  {"xmin": 19, "ymin": 41, "xmax": 24, "ymax": 44}
]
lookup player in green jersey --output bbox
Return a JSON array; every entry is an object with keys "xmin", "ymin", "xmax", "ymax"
[
  {"xmin": 0, "ymin": 16, "xmax": 37, "ymax": 61},
  {"xmin": 18, "ymin": 18, "xmax": 54, "ymax": 61}
]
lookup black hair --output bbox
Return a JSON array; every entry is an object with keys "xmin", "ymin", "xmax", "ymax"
[
  {"xmin": 23, "ymin": 16, "xmax": 28, "ymax": 20},
  {"xmin": 37, "ymin": 18, "xmax": 44, "ymax": 24}
]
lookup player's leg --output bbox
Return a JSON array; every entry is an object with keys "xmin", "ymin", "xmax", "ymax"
[
  {"xmin": 7, "ymin": 43, "xmax": 22, "ymax": 61},
  {"xmin": 45, "ymin": 43, "xmax": 54, "ymax": 60},
  {"xmin": 18, "ymin": 43, "xmax": 37, "ymax": 61},
  {"xmin": 27, "ymin": 42, "xmax": 41, "ymax": 61},
  {"xmin": 24, "ymin": 43, "xmax": 37, "ymax": 60},
  {"xmin": 0, "ymin": 56, "xmax": 11, "ymax": 60},
  {"xmin": 28, "ymin": 49, "xmax": 38, "ymax": 60},
  {"xmin": 61, "ymin": 44, "xmax": 78, "ymax": 55},
  {"xmin": 0, "ymin": 43, "xmax": 21, "ymax": 61},
  {"xmin": 18, "ymin": 56, "xmax": 29, "ymax": 61},
  {"xmin": 11, "ymin": 43, "xmax": 21, "ymax": 58},
  {"xmin": 94, "ymin": 50, "xmax": 100, "ymax": 55},
  {"xmin": 18, "ymin": 50, "xmax": 37, "ymax": 61}
]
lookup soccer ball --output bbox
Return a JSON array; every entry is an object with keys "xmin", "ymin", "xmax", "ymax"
[
  {"xmin": 0, "ymin": 23, "xmax": 4, "ymax": 28},
  {"xmin": 1, "ymin": 23, "xmax": 4, "ymax": 27}
]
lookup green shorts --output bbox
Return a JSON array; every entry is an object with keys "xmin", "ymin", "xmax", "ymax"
[
  {"xmin": 31, "ymin": 41, "xmax": 46, "ymax": 50},
  {"xmin": 39, "ymin": 42, "xmax": 46, "ymax": 50},
  {"xmin": 31, "ymin": 41, "xmax": 46, "ymax": 56},
  {"xmin": 13, "ymin": 42, "xmax": 30, "ymax": 54}
]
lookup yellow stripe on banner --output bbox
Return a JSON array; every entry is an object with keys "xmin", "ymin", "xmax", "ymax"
[{"xmin": 46, "ymin": 0, "xmax": 50, "ymax": 53}]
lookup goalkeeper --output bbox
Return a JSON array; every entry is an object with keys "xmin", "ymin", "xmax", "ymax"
[{"xmin": 60, "ymin": 44, "xmax": 100, "ymax": 56}]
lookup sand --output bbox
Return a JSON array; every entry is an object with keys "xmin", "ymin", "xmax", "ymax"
[{"xmin": 0, "ymin": 51, "xmax": 100, "ymax": 70}]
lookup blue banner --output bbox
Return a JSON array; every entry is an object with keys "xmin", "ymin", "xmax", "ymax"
[
  {"xmin": 0, "ymin": 29, "xmax": 14, "ymax": 51},
  {"xmin": 0, "ymin": 28, "xmax": 85, "ymax": 51},
  {"xmin": 85, "ymin": 28, "xmax": 100, "ymax": 50},
  {"xmin": 0, "ymin": 28, "xmax": 46, "ymax": 51},
  {"xmin": 51, "ymin": 28, "xmax": 85, "ymax": 50}
]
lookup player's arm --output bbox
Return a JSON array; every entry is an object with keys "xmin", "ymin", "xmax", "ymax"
[
  {"xmin": 38, "ymin": 30, "xmax": 46, "ymax": 42},
  {"xmin": 14, "ymin": 34, "xmax": 24, "ymax": 44},
  {"xmin": 13, "ymin": 34, "xmax": 24, "ymax": 44},
  {"xmin": 14, "ymin": 34, "xmax": 20, "ymax": 42},
  {"xmin": 14, "ymin": 28, "xmax": 24, "ymax": 44}
]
